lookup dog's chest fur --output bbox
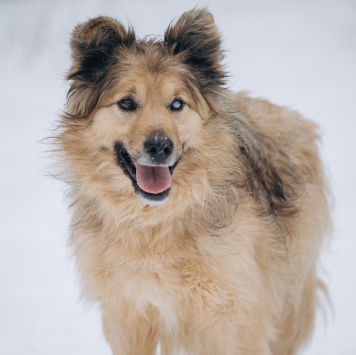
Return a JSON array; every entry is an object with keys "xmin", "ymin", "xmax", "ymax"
[{"xmin": 76, "ymin": 216, "xmax": 255, "ymax": 332}]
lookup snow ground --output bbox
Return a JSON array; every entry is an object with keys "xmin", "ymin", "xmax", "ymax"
[{"xmin": 0, "ymin": 0, "xmax": 355, "ymax": 354}]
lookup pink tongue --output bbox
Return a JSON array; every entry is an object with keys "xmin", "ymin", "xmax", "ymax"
[{"xmin": 136, "ymin": 164, "xmax": 172, "ymax": 194}]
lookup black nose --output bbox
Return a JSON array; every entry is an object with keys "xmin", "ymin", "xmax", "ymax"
[{"xmin": 144, "ymin": 136, "xmax": 174, "ymax": 163}]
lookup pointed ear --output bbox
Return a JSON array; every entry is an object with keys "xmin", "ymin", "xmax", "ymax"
[
  {"xmin": 69, "ymin": 16, "xmax": 135, "ymax": 82},
  {"xmin": 164, "ymin": 8, "xmax": 226, "ymax": 90},
  {"xmin": 66, "ymin": 17, "xmax": 135, "ymax": 119}
]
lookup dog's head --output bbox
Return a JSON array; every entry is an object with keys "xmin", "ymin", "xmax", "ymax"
[{"xmin": 61, "ymin": 9, "xmax": 230, "ymax": 206}]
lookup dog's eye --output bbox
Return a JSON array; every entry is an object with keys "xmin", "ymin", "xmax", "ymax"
[
  {"xmin": 117, "ymin": 98, "xmax": 137, "ymax": 112},
  {"xmin": 170, "ymin": 99, "xmax": 184, "ymax": 111}
]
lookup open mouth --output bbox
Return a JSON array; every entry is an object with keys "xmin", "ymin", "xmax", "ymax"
[{"xmin": 114, "ymin": 142, "xmax": 178, "ymax": 203}]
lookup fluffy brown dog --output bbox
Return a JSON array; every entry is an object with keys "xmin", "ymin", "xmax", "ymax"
[{"xmin": 57, "ymin": 8, "xmax": 331, "ymax": 355}]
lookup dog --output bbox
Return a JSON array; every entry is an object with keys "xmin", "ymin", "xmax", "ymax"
[{"xmin": 57, "ymin": 8, "xmax": 331, "ymax": 355}]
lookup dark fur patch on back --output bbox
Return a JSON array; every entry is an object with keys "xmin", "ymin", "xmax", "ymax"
[{"xmin": 236, "ymin": 119, "xmax": 300, "ymax": 216}]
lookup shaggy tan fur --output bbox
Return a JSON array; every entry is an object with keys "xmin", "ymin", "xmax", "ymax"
[{"xmin": 57, "ymin": 8, "xmax": 331, "ymax": 355}]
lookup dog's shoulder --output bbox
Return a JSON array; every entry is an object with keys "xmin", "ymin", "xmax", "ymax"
[
  {"xmin": 235, "ymin": 91, "xmax": 319, "ymax": 145},
  {"xmin": 234, "ymin": 91, "xmax": 321, "ymax": 179}
]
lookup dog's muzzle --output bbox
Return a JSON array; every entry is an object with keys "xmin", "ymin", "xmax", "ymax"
[{"xmin": 114, "ymin": 136, "xmax": 179, "ymax": 204}]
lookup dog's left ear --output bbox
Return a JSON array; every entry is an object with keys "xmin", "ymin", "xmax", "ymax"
[{"xmin": 164, "ymin": 8, "xmax": 226, "ymax": 90}]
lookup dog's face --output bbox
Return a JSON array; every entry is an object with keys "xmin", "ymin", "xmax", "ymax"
[
  {"xmin": 61, "ymin": 9, "xmax": 228, "ymax": 206},
  {"xmin": 91, "ymin": 63, "xmax": 208, "ymax": 205},
  {"xmin": 60, "ymin": 8, "xmax": 290, "ymax": 217}
]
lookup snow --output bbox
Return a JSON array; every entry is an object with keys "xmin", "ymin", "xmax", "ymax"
[{"xmin": 0, "ymin": 0, "xmax": 355, "ymax": 354}]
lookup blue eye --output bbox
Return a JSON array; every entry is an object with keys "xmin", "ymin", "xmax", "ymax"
[{"xmin": 170, "ymin": 99, "xmax": 184, "ymax": 111}]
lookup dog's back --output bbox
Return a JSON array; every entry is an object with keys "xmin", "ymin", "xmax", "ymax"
[{"xmin": 236, "ymin": 92, "xmax": 330, "ymax": 354}]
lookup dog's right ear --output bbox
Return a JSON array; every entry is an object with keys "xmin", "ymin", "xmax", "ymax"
[
  {"xmin": 66, "ymin": 17, "xmax": 135, "ymax": 119},
  {"xmin": 69, "ymin": 16, "xmax": 135, "ymax": 82},
  {"xmin": 164, "ymin": 8, "xmax": 226, "ymax": 93}
]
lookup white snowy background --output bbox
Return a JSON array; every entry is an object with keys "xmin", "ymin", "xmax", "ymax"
[{"xmin": 0, "ymin": 0, "xmax": 355, "ymax": 354}]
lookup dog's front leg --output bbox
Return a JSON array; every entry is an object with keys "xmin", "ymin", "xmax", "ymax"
[
  {"xmin": 101, "ymin": 302, "xmax": 159, "ymax": 355},
  {"xmin": 182, "ymin": 307, "xmax": 273, "ymax": 355}
]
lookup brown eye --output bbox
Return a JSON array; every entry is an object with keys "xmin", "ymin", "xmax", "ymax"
[
  {"xmin": 170, "ymin": 99, "xmax": 184, "ymax": 111},
  {"xmin": 117, "ymin": 98, "xmax": 137, "ymax": 112}
]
